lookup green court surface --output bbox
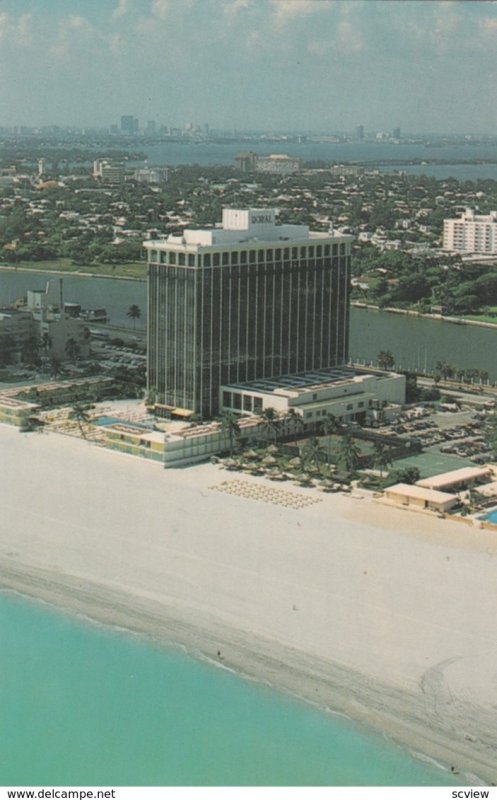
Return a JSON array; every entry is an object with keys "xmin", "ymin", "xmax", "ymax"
[{"xmin": 392, "ymin": 451, "xmax": 474, "ymax": 478}]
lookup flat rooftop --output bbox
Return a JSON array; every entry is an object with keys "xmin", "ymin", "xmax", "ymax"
[
  {"xmin": 224, "ymin": 367, "xmax": 374, "ymax": 395},
  {"xmin": 384, "ymin": 483, "xmax": 459, "ymax": 505},
  {"xmin": 417, "ymin": 466, "xmax": 492, "ymax": 490}
]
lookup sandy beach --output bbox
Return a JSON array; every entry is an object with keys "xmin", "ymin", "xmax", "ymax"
[{"xmin": 2, "ymin": 424, "xmax": 497, "ymax": 784}]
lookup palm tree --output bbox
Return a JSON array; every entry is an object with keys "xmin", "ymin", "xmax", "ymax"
[
  {"xmin": 220, "ymin": 411, "xmax": 241, "ymax": 457},
  {"xmin": 301, "ymin": 437, "xmax": 325, "ymax": 472},
  {"xmin": 69, "ymin": 401, "xmax": 94, "ymax": 438},
  {"xmin": 336, "ymin": 433, "xmax": 362, "ymax": 474},
  {"xmin": 372, "ymin": 442, "xmax": 392, "ymax": 478},
  {"xmin": 283, "ymin": 408, "xmax": 304, "ymax": 439},
  {"xmin": 40, "ymin": 332, "xmax": 52, "ymax": 355},
  {"xmin": 377, "ymin": 350, "xmax": 395, "ymax": 370},
  {"xmin": 319, "ymin": 413, "xmax": 339, "ymax": 465},
  {"xmin": 435, "ymin": 361, "xmax": 454, "ymax": 380},
  {"xmin": 49, "ymin": 356, "xmax": 62, "ymax": 379},
  {"xmin": 259, "ymin": 407, "xmax": 281, "ymax": 445},
  {"xmin": 21, "ymin": 335, "xmax": 41, "ymax": 366},
  {"xmin": 64, "ymin": 337, "xmax": 81, "ymax": 361},
  {"xmin": 126, "ymin": 304, "xmax": 141, "ymax": 329}
]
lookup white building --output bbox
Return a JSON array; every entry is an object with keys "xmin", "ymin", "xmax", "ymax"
[
  {"xmin": 220, "ymin": 367, "xmax": 405, "ymax": 426},
  {"xmin": 93, "ymin": 159, "xmax": 125, "ymax": 184},
  {"xmin": 443, "ymin": 208, "xmax": 497, "ymax": 254}
]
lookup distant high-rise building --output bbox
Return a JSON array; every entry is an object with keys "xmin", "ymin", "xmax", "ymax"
[
  {"xmin": 355, "ymin": 125, "xmax": 365, "ymax": 141},
  {"xmin": 393, "ymin": 127, "xmax": 401, "ymax": 140},
  {"xmin": 145, "ymin": 209, "xmax": 352, "ymax": 418},
  {"xmin": 443, "ymin": 208, "xmax": 497, "ymax": 254},
  {"xmin": 120, "ymin": 115, "xmax": 139, "ymax": 134},
  {"xmin": 146, "ymin": 120, "xmax": 157, "ymax": 135}
]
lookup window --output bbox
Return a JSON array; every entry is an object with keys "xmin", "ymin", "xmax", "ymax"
[
  {"xmin": 233, "ymin": 393, "xmax": 242, "ymax": 410},
  {"xmin": 222, "ymin": 391, "xmax": 231, "ymax": 407},
  {"xmin": 316, "ymin": 245, "xmax": 322, "ymax": 257},
  {"xmin": 240, "ymin": 251, "xmax": 247, "ymax": 264},
  {"xmin": 188, "ymin": 254, "xmax": 195, "ymax": 266},
  {"xmin": 358, "ymin": 401, "xmax": 364, "ymax": 408},
  {"xmin": 213, "ymin": 253, "xmax": 220, "ymax": 266},
  {"xmin": 324, "ymin": 244, "xmax": 330, "ymax": 256},
  {"xmin": 243, "ymin": 395, "xmax": 252, "ymax": 412},
  {"xmin": 275, "ymin": 248, "xmax": 281, "ymax": 260},
  {"xmin": 308, "ymin": 246, "xmax": 314, "ymax": 257},
  {"xmin": 222, "ymin": 252, "xmax": 229, "ymax": 266},
  {"xmin": 231, "ymin": 252, "xmax": 238, "ymax": 265},
  {"xmin": 178, "ymin": 252, "xmax": 186, "ymax": 265},
  {"xmin": 204, "ymin": 253, "xmax": 211, "ymax": 266},
  {"xmin": 346, "ymin": 403, "xmax": 353, "ymax": 410},
  {"xmin": 283, "ymin": 248, "xmax": 289, "ymax": 259},
  {"xmin": 249, "ymin": 251, "xmax": 256, "ymax": 263},
  {"xmin": 258, "ymin": 250, "xmax": 265, "ymax": 261},
  {"xmin": 253, "ymin": 397, "xmax": 263, "ymax": 412},
  {"xmin": 292, "ymin": 247, "xmax": 298, "ymax": 259},
  {"xmin": 169, "ymin": 252, "xmax": 176, "ymax": 264}
]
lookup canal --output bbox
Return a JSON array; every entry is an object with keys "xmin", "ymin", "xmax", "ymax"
[{"xmin": 1, "ymin": 270, "xmax": 496, "ymax": 380}]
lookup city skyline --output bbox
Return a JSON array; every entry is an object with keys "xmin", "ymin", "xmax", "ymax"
[{"xmin": 1, "ymin": 0, "xmax": 497, "ymax": 134}]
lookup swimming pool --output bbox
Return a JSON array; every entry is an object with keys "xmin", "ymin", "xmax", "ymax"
[
  {"xmin": 94, "ymin": 416, "xmax": 152, "ymax": 430},
  {"xmin": 481, "ymin": 508, "xmax": 497, "ymax": 524}
]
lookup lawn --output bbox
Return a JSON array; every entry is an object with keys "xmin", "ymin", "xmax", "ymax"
[{"xmin": 0, "ymin": 259, "xmax": 147, "ymax": 280}]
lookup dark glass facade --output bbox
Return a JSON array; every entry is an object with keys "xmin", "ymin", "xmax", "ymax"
[{"xmin": 148, "ymin": 240, "xmax": 351, "ymax": 418}]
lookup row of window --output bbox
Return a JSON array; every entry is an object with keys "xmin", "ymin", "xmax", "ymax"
[
  {"xmin": 150, "ymin": 243, "xmax": 348, "ymax": 267},
  {"xmin": 222, "ymin": 390, "xmax": 263, "ymax": 413}
]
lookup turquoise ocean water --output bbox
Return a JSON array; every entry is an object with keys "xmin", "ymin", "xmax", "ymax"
[{"xmin": 0, "ymin": 592, "xmax": 460, "ymax": 787}]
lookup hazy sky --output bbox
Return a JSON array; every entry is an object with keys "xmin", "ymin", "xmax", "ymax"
[{"xmin": 1, "ymin": 0, "xmax": 497, "ymax": 133}]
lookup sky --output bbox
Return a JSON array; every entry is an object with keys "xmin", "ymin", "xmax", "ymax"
[{"xmin": 1, "ymin": 0, "xmax": 497, "ymax": 134}]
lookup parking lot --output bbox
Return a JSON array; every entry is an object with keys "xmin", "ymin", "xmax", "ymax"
[{"xmin": 377, "ymin": 399, "xmax": 496, "ymax": 478}]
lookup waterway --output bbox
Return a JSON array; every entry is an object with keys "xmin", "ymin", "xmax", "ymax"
[
  {"xmin": 2, "ymin": 270, "xmax": 496, "ymax": 380},
  {"xmin": 137, "ymin": 140, "xmax": 497, "ymax": 181}
]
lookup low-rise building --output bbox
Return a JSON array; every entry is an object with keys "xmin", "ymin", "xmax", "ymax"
[
  {"xmin": 220, "ymin": 367, "xmax": 405, "ymax": 427},
  {"xmin": 382, "ymin": 483, "xmax": 459, "ymax": 513}
]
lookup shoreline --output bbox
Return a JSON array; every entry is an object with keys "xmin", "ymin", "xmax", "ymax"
[
  {"xmin": 351, "ymin": 301, "xmax": 497, "ymax": 331},
  {"xmin": 2, "ymin": 425, "xmax": 497, "ymax": 784},
  {"xmin": 0, "ymin": 561, "xmax": 487, "ymax": 786},
  {"xmin": 0, "ymin": 264, "xmax": 145, "ymax": 283}
]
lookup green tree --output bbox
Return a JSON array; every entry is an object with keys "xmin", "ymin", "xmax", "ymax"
[
  {"xmin": 126, "ymin": 304, "xmax": 142, "ymax": 329},
  {"xmin": 336, "ymin": 433, "xmax": 362, "ymax": 474},
  {"xmin": 283, "ymin": 408, "xmax": 304, "ymax": 438},
  {"xmin": 64, "ymin": 337, "xmax": 81, "ymax": 361},
  {"xmin": 372, "ymin": 442, "xmax": 393, "ymax": 478},
  {"xmin": 259, "ymin": 407, "xmax": 281, "ymax": 445},
  {"xmin": 319, "ymin": 413, "xmax": 339, "ymax": 464},
  {"xmin": 220, "ymin": 411, "xmax": 241, "ymax": 457},
  {"xmin": 21, "ymin": 335, "xmax": 41, "ymax": 366},
  {"xmin": 377, "ymin": 350, "xmax": 395, "ymax": 370},
  {"xmin": 301, "ymin": 437, "xmax": 325, "ymax": 472},
  {"xmin": 69, "ymin": 401, "xmax": 94, "ymax": 438}
]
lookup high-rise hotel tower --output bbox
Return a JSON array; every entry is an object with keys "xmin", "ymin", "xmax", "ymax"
[{"xmin": 145, "ymin": 209, "xmax": 353, "ymax": 418}]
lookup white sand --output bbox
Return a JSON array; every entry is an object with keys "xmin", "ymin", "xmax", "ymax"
[{"xmin": 1, "ymin": 424, "xmax": 497, "ymax": 783}]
